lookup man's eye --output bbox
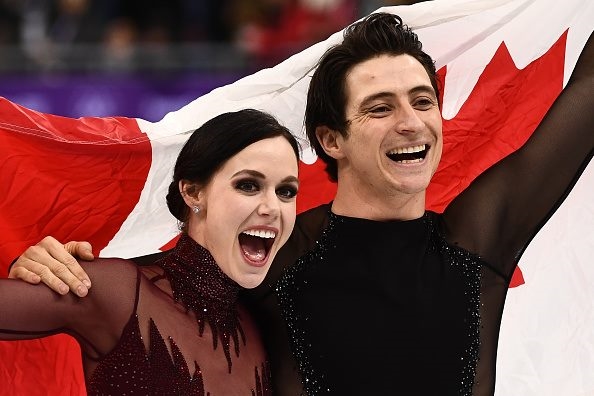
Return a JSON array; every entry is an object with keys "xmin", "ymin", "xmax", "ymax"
[
  {"xmin": 276, "ymin": 185, "xmax": 298, "ymax": 200},
  {"xmin": 413, "ymin": 98, "xmax": 436, "ymax": 109},
  {"xmin": 235, "ymin": 180, "xmax": 259, "ymax": 193},
  {"xmin": 370, "ymin": 105, "xmax": 391, "ymax": 114}
]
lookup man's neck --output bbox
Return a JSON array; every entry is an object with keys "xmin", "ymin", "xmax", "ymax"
[{"xmin": 331, "ymin": 182, "xmax": 426, "ymax": 221}]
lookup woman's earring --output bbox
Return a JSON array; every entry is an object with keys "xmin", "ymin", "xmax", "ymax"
[{"xmin": 192, "ymin": 205, "xmax": 201, "ymax": 214}]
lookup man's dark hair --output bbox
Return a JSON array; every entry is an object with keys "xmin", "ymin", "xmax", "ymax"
[{"xmin": 305, "ymin": 12, "xmax": 439, "ymax": 181}]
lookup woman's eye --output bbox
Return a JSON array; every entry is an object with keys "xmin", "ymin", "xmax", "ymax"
[
  {"xmin": 235, "ymin": 180, "xmax": 259, "ymax": 193},
  {"xmin": 276, "ymin": 185, "xmax": 298, "ymax": 200}
]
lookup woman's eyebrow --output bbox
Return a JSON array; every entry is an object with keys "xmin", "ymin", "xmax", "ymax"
[{"xmin": 232, "ymin": 169, "xmax": 265, "ymax": 178}]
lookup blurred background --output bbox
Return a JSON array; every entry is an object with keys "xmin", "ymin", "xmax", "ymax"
[{"xmin": 0, "ymin": 0, "xmax": 423, "ymax": 121}]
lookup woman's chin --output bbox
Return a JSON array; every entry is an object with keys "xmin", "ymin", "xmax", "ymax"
[{"xmin": 235, "ymin": 273, "xmax": 267, "ymax": 289}]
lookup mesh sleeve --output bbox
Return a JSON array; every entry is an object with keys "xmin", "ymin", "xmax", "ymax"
[
  {"xmin": 442, "ymin": 30, "xmax": 594, "ymax": 278},
  {"xmin": 0, "ymin": 258, "xmax": 139, "ymax": 359}
]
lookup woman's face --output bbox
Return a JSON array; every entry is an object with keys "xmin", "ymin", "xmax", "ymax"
[{"xmin": 187, "ymin": 136, "xmax": 299, "ymax": 289}]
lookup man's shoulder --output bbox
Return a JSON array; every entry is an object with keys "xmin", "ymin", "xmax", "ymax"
[
  {"xmin": 275, "ymin": 203, "xmax": 331, "ymax": 273},
  {"xmin": 294, "ymin": 203, "xmax": 331, "ymax": 240},
  {"xmin": 244, "ymin": 204, "xmax": 331, "ymax": 300},
  {"xmin": 277, "ymin": 203, "xmax": 331, "ymax": 265}
]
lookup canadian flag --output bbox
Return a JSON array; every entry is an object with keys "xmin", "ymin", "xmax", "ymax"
[{"xmin": 0, "ymin": 0, "xmax": 593, "ymax": 394}]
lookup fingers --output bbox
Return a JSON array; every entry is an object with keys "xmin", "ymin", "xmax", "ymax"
[
  {"xmin": 65, "ymin": 241, "xmax": 95, "ymax": 262},
  {"xmin": 15, "ymin": 254, "xmax": 72, "ymax": 295},
  {"xmin": 63, "ymin": 241, "xmax": 94, "ymax": 287},
  {"xmin": 9, "ymin": 236, "xmax": 93, "ymax": 297},
  {"xmin": 8, "ymin": 265, "xmax": 41, "ymax": 284}
]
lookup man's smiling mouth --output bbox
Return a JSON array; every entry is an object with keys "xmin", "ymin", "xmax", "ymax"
[{"xmin": 386, "ymin": 144, "xmax": 428, "ymax": 163}]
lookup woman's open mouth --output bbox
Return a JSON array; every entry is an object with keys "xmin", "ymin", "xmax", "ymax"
[{"xmin": 238, "ymin": 228, "xmax": 277, "ymax": 266}]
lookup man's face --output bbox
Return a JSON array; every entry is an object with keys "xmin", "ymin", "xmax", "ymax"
[{"xmin": 337, "ymin": 54, "xmax": 443, "ymax": 201}]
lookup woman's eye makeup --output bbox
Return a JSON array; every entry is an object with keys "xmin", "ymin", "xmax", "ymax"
[
  {"xmin": 235, "ymin": 179, "xmax": 259, "ymax": 193},
  {"xmin": 233, "ymin": 173, "xmax": 298, "ymax": 201},
  {"xmin": 276, "ymin": 184, "xmax": 298, "ymax": 199}
]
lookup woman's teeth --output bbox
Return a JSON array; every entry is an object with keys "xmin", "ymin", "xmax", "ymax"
[{"xmin": 242, "ymin": 229, "xmax": 276, "ymax": 238}]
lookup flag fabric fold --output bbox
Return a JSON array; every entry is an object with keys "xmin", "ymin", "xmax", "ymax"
[{"xmin": 0, "ymin": 0, "xmax": 592, "ymax": 394}]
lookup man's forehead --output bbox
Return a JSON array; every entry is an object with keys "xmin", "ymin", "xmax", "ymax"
[{"xmin": 345, "ymin": 56, "xmax": 434, "ymax": 103}]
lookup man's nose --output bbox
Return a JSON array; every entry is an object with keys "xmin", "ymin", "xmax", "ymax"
[{"xmin": 394, "ymin": 104, "xmax": 425, "ymax": 133}]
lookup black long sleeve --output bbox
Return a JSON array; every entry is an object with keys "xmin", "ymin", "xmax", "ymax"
[{"xmin": 442, "ymin": 30, "xmax": 594, "ymax": 278}]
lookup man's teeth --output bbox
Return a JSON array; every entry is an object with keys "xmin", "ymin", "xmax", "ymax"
[
  {"xmin": 242, "ymin": 229, "xmax": 276, "ymax": 239},
  {"xmin": 387, "ymin": 144, "xmax": 426, "ymax": 155}
]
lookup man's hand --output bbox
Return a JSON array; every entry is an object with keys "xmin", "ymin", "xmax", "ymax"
[{"xmin": 8, "ymin": 236, "xmax": 94, "ymax": 297}]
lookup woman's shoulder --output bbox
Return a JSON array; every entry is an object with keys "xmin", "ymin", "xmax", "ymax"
[
  {"xmin": 69, "ymin": 258, "xmax": 145, "ymax": 358},
  {"xmin": 79, "ymin": 257, "xmax": 139, "ymax": 280},
  {"xmin": 77, "ymin": 258, "xmax": 142, "ymax": 304}
]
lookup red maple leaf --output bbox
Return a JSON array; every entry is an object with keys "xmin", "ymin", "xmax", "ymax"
[{"xmin": 427, "ymin": 31, "xmax": 567, "ymax": 212}]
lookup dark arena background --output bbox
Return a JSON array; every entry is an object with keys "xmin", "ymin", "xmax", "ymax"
[{"xmin": 0, "ymin": 0, "xmax": 418, "ymax": 120}]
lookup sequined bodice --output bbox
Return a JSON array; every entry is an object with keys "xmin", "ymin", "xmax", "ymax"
[
  {"xmin": 158, "ymin": 234, "xmax": 244, "ymax": 373},
  {"xmin": 276, "ymin": 210, "xmax": 499, "ymax": 395},
  {"xmin": 87, "ymin": 234, "xmax": 271, "ymax": 395}
]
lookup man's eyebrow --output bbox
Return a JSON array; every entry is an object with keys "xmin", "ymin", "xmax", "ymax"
[
  {"xmin": 358, "ymin": 84, "xmax": 437, "ymax": 108},
  {"xmin": 409, "ymin": 84, "xmax": 437, "ymax": 97},
  {"xmin": 358, "ymin": 91, "xmax": 395, "ymax": 108}
]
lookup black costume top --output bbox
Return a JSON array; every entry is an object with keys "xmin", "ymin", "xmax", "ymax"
[
  {"xmin": 275, "ymin": 207, "xmax": 500, "ymax": 395},
  {"xmin": 0, "ymin": 234, "xmax": 271, "ymax": 395},
  {"xmin": 241, "ymin": 31, "xmax": 594, "ymax": 395}
]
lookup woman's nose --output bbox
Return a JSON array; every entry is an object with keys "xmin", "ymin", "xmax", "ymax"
[{"xmin": 257, "ymin": 190, "xmax": 280, "ymax": 217}]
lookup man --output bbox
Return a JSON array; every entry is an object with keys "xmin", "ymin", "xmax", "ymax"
[{"xmin": 10, "ymin": 13, "xmax": 594, "ymax": 395}]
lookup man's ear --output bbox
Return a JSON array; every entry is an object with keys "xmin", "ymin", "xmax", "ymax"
[{"xmin": 315, "ymin": 126, "xmax": 346, "ymax": 160}]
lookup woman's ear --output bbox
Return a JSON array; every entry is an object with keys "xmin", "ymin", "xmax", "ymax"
[
  {"xmin": 316, "ymin": 126, "xmax": 346, "ymax": 160},
  {"xmin": 179, "ymin": 180, "xmax": 204, "ymax": 209}
]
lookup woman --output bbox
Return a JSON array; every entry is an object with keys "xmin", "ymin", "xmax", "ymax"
[{"xmin": 0, "ymin": 109, "xmax": 300, "ymax": 395}]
